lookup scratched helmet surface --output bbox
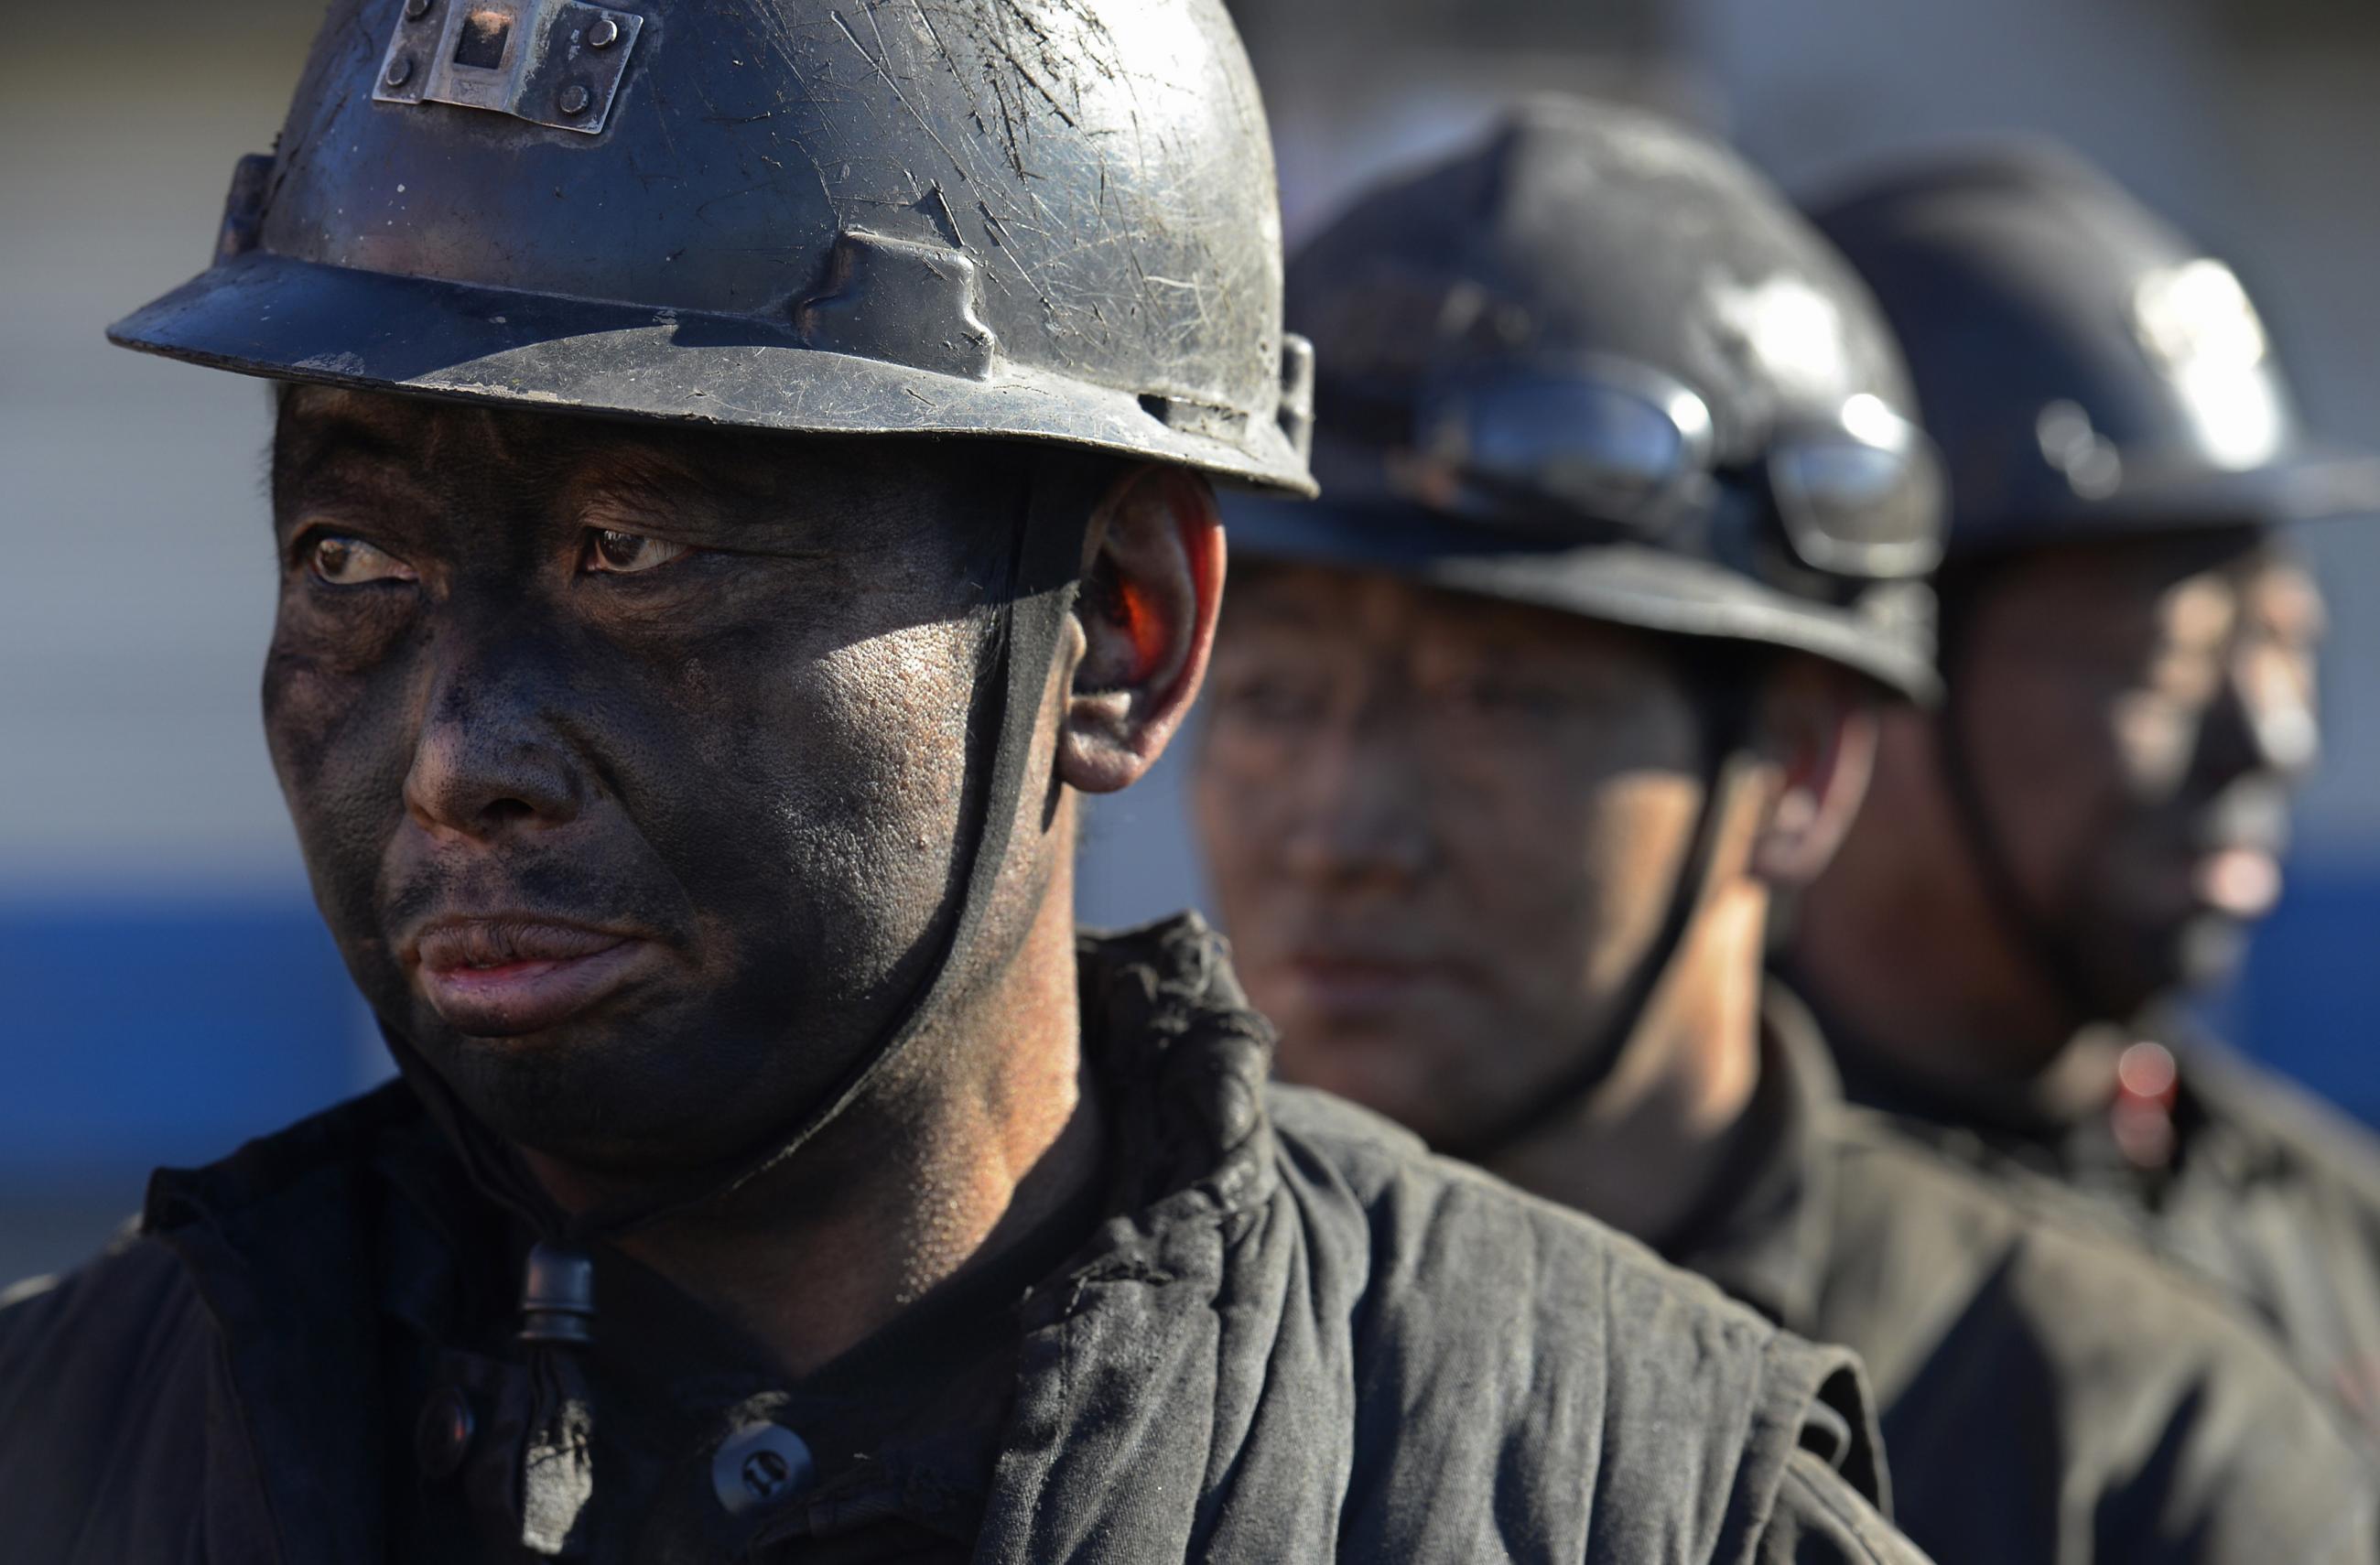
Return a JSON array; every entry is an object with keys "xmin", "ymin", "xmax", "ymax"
[
  {"xmin": 1812, "ymin": 145, "xmax": 2380, "ymax": 555},
  {"xmin": 1228, "ymin": 98, "xmax": 1944, "ymax": 699},
  {"xmin": 107, "ymin": 0, "xmax": 1315, "ymax": 494}
]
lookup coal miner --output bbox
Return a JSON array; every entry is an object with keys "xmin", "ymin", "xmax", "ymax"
[
  {"xmin": 1194, "ymin": 101, "xmax": 2378, "ymax": 1564},
  {"xmin": 1790, "ymin": 147, "xmax": 2380, "ymax": 1447},
  {"xmin": 0, "ymin": 4, "xmax": 1931, "ymax": 1562}
]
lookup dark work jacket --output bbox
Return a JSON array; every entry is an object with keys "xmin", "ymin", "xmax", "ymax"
[
  {"xmin": 1665, "ymin": 991, "xmax": 2378, "ymax": 1565},
  {"xmin": 0, "ymin": 917, "xmax": 1923, "ymax": 1565},
  {"xmin": 1835, "ymin": 1004, "xmax": 2380, "ymax": 1452}
]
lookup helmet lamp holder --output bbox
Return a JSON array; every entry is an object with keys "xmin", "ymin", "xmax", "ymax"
[{"xmin": 374, "ymin": 0, "xmax": 644, "ymax": 135}]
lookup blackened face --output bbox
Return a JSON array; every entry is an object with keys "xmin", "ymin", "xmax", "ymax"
[
  {"xmin": 1954, "ymin": 530, "xmax": 2322, "ymax": 1012},
  {"xmin": 1191, "ymin": 563, "xmax": 1711, "ymax": 1148},
  {"xmin": 266, "ymin": 386, "xmax": 1021, "ymax": 1176}
]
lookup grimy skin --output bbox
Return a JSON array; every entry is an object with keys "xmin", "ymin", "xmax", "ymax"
[
  {"xmin": 265, "ymin": 384, "xmax": 1224, "ymax": 1376},
  {"xmin": 1191, "ymin": 562, "xmax": 1876, "ymax": 1244},
  {"xmin": 1794, "ymin": 529, "xmax": 2322, "ymax": 1113}
]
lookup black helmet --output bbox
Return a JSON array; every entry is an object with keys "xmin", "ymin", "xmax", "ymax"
[
  {"xmin": 1226, "ymin": 95, "xmax": 1944, "ymax": 701},
  {"xmin": 109, "ymin": 0, "xmax": 1314, "ymax": 495},
  {"xmin": 1812, "ymin": 144, "xmax": 2380, "ymax": 556}
]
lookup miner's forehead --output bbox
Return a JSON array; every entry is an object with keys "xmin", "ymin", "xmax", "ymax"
[
  {"xmin": 1979, "ymin": 525, "xmax": 2263, "ymax": 603},
  {"xmin": 273, "ymin": 383, "xmax": 626, "ymax": 492},
  {"xmin": 278, "ymin": 382, "xmax": 408, "ymax": 427},
  {"xmin": 1224, "ymin": 557, "xmax": 1661, "ymax": 664},
  {"xmin": 276, "ymin": 383, "xmax": 763, "ymax": 483},
  {"xmin": 273, "ymin": 383, "xmax": 416, "ymax": 465},
  {"xmin": 272, "ymin": 382, "xmax": 1031, "ymax": 505}
]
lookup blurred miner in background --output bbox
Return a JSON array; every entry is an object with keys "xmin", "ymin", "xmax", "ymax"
[
  {"xmin": 1795, "ymin": 147, "xmax": 2380, "ymax": 1442},
  {"xmin": 1194, "ymin": 98, "xmax": 2378, "ymax": 1563},
  {"xmin": 0, "ymin": 2, "xmax": 1939, "ymax": 1561}
]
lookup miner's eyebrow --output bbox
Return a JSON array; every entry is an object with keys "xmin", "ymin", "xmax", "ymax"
[
  {"xmin": 574, "ymin": 448, "xmax": 933, "ymax": 560},
  {"xmin": 272, "ymin": 418, "xmax": 437, "ymax": 544},
  {"xmin": 1219, "ymin": 589, "xmax": 1327, "ymax": 631},
  {"xmin": 578, "ymin": 451, "xmax": 741, "ymax": 517},
  {"xmin": 276, "ymin": 447, "xmax": 421, "ymax": 521},
  {"xmin": 276, "ymin": 410, "xmax": 415, "ymax": 490},
  {"xmin": 573, "ymin": 426, "xmax": 823, "ymax": 514},
  {"xmin": 276, "ymin": 467, "xmax": 421, "ymax": 528}
]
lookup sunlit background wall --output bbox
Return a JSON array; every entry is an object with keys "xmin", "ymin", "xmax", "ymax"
[{"xmin": 5, "ymin": 0, "xmax": 2378, "ymax": 1286}]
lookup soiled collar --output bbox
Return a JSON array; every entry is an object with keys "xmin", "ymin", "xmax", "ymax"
[
  {"xmin": 142, "ymin": 912, "xmax": 1283, "ymax": 1565},
  {"xmin": 1812, "ymin": 987, "xmax": 2263, "ymax": 1202}
]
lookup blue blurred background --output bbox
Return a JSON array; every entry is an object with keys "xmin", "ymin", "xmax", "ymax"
[{"xmin": 5, "ymin": 0, "xmax": 2377, "ymax": 1287}]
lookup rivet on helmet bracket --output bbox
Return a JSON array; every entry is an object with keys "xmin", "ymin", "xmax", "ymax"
[
  {"xmin": 795, "ymin": 232, "xmax": 1000, "ymax": 383},
  {"xmin": 373, "ymin": 0, "xmax": 643, "ymax": 136}
]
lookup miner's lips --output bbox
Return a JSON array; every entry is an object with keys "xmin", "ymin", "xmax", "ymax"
[
  {"xmin": 2177, "ymin": 784, "xmax": 2293, "ymax": 920},
  {"xmin": 406, "ymin": 914, "xmax": 662, "ymax": 1037},
  {"xmin": 1275, "ymin": 939, "xmax": 1482, "ymax": 1019}
]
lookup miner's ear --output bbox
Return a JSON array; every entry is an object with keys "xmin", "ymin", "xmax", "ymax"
[
  {"xmin": 1748, "ymin": 658, "xmax": 1879, "ymax": 889},
  {"xmin": 1058, "ymin": 465, "xmax": 1225, "ymax": 794}
]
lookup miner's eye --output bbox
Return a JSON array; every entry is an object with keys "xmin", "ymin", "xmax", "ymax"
[
  {"xmin": 308, "ymin": 533, "xmax": 417, "ymax": 586},
  {"xmin": 583, "ymin": 528, "xmax": 692, "ymax": 576},
  {"xmin": 1213, "ymin": 666, "xmax": 1325, "ymax": 727},
  {"xmin": 1437, "ymin": 673, "xmax": 1562, "ymax": 718}
]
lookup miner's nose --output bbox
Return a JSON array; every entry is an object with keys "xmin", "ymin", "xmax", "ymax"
[
  {"xmin": 2201, "ymin": 647, "xmax": 2321, "ymax": 792},
  {"xmin": 1282, "ymin": 713, "xmax": 1434, "ymax": 886},
  {"xmin": 403, "ymin": 634, "xmax": 587, "ymax": 839}
]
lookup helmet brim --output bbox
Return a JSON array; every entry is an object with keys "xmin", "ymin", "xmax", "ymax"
[
  {"xmin": 1950, "ymin": 446, "xmax": 2380, "ymax": 556},
  {"xmin": 109, "ymin": 252, "xmax": 1318, "ymax": 497},
  {"xmin": 1224, "ymin": 497, "xmax": 1941, "ymax": 704}
]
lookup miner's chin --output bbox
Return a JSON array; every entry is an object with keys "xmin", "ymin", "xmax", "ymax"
[
  {"xmin": 2087, "ymin": 909, "xmax": 2254, "ymax": 1022},
  {"xmin": 395, "ymin": 1007, "xmax": 800, "ymax": 1180},
  {"xmin": 2169, "ymin": 910, "xmax": 2255, "ymax": 998}
]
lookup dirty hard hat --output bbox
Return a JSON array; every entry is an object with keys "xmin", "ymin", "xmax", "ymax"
[
  {"xmin": 1226, "ymin": 95, "xmax": 1942, "ymax": 701},
  {"xmin": 107, "ymin": 0, "xmax": 1316, "ymax": 495},
  {"xmin": 1812, "ymin": 144, "xmax": 2380, "ymax": 556}
]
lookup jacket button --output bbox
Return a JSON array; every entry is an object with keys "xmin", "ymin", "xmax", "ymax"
[
  {"xmin": 415, "ymin": 1386, "xmax": 475, "ymax": 1482},
  {"xmin": 711, "ymin": 1422, "xmax": 816, "ymax": 1516}
]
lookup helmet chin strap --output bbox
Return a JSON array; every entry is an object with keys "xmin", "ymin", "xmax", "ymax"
[
  {"xmin": 380, "ymin": 453, "xmax": 1098, "ymax": 1558},
  {"xmin": 1438, "ymin": 671, "xmax": 1755, "ymax": 1165},
  {"xmin": 574, "ymin": 460, "xmax": 1097, "ymax": 1242},
  {"xmin": 1931, "ymin": 584, "xmax": 2107, "ymax": 1032}
]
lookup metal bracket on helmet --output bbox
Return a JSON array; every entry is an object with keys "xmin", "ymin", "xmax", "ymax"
[
  {"xmin": 795, "ymin": 232, "xmax": 1000, "ymax": 381},
  {"xmin": 373, "ymin": 0, "xmax": 643, "ymax": 135}
]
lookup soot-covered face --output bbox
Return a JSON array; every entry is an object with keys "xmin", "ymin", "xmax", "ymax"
[
  {"xmin": 1953, "ymin": 529, "xmax": 2322, "ymax": 1012},
  {"xmin": 1191, "ymin": 563, "xmax": 1715, "ymax": 1148},
  {"xmin": 265, "ymin": 386, "xmax": 1021, "ymax": 1177}
]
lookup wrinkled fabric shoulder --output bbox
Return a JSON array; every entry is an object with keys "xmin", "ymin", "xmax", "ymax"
[
  {"xmin": 0, "ymin": 1081, "xmax": 438, "ymax": 1565},
  {"xmin": 2166, "ymin": 1034, "xmax": 2380, "ymax": 1450},
  {"xmin": 1264, "ymin": 1083, "xmax": 1895, "ymax": 1565},
  {"xmin": 0, "ymin": 1230, "xmax": 276, "ymax": 1563},
  {"xmin": 1822, "ymin": 1115, "xmax": 2379, "ymax": 1565},
  {"xmin": 2181, "ymin": 1036, "xmax": 2380, "ymax": 1213},
  {"xmin": 985, "ymin": 921, "xmax": 1909, "ymax": 1564}
]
